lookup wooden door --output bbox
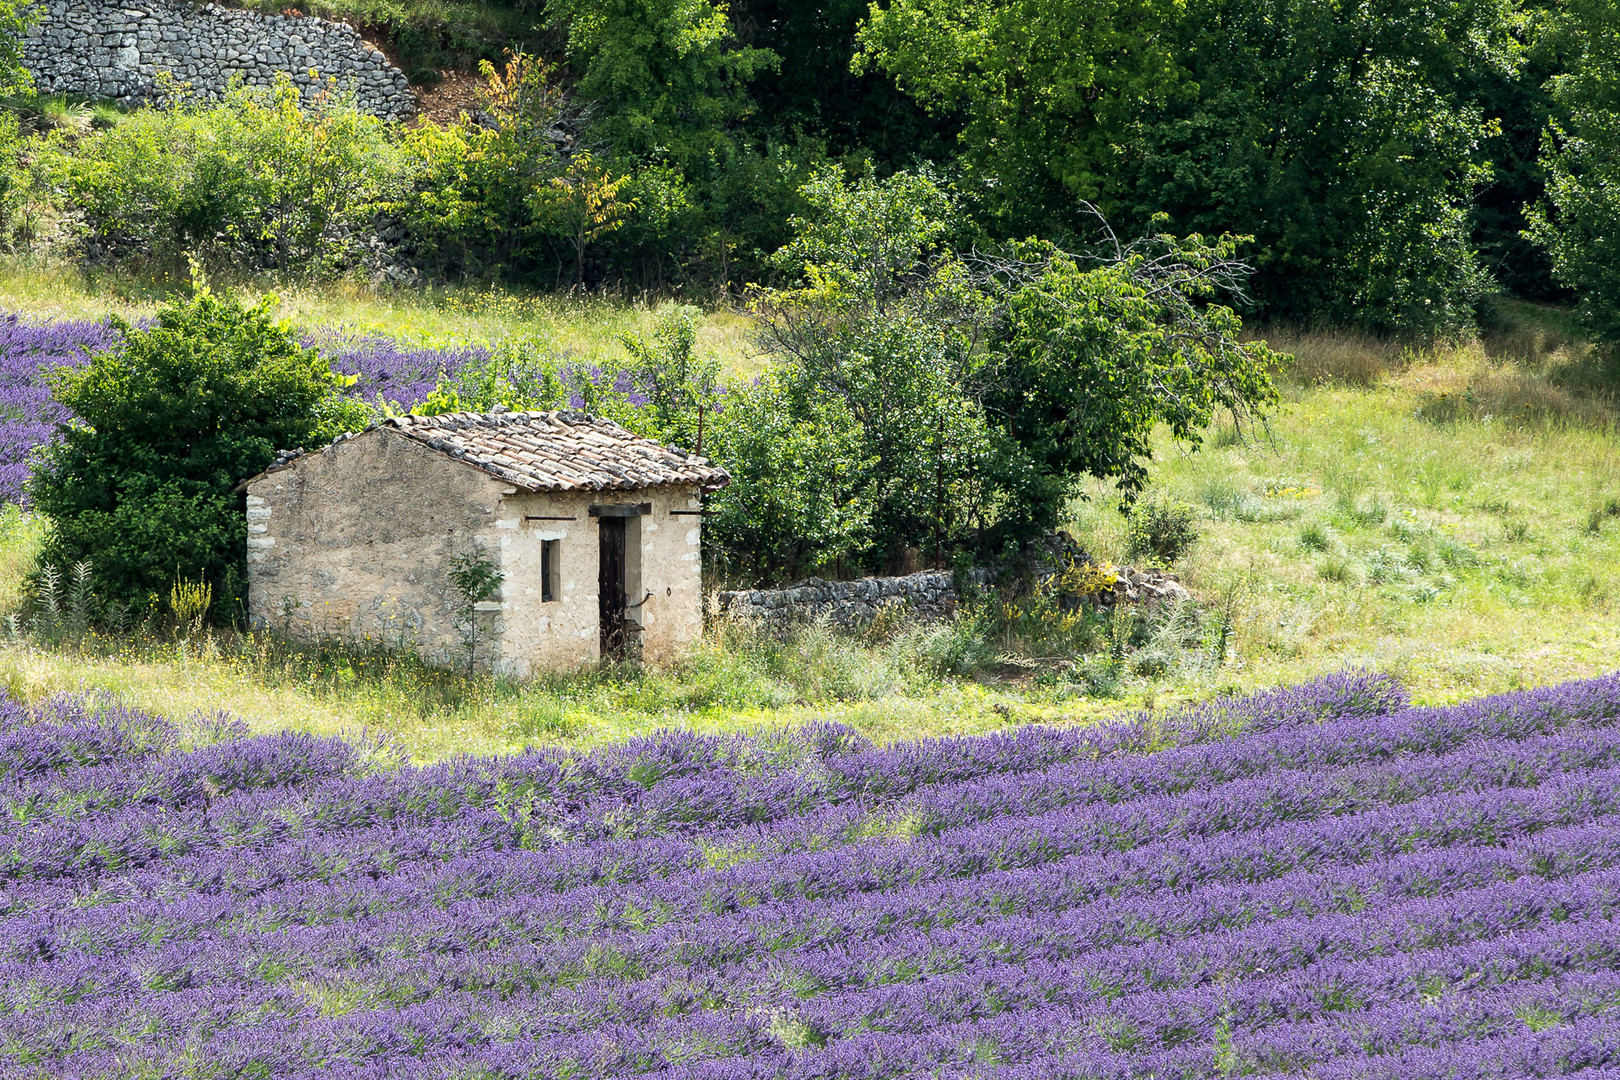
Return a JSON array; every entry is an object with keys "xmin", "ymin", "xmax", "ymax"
[{"xmin": 598, "ymin": 517, "xmax": 628, "ymax": 660}]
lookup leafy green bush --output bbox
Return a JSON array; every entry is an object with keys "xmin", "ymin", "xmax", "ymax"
[
  {"xmin": 710, "ymin": 168, "xmax": 1276, "ymax": 583},
  {"xmin": 705, "ymin": 374, "xmax": 875, "ymax": 583},
  {"xmin": 739, "ymin": 167, "xmax": 1025, "ymax": 576},
  {"xmin": 30, "ymin": 288, "xmax": 368, "ymax": 619},
  {"xmin": 1125, "ymin": 497, "xmax": 1199, "ymax": 564},
  {"xmin": 49, "ymin": 77, "xmax": 398, "ymax": 273},
  {"xmin": 395, "ymin": 56, "xmax": 583, "ymax": 277},
  {"xmin": 1530, "ymin": 0, "xmax": 1620, "ymax": 344}
]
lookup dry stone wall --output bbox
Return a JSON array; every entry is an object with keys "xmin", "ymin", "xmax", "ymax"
[
  {"xmin": 717, "ymin": 565, "xmax": 1193, "ymax": 632},
  {"xmin": 717, "ymin": 571, "xmax": 971, "ymax": 630},
  {"xmin": 24, "ymin": 0, "xmax": 415, "ymax": 119}
]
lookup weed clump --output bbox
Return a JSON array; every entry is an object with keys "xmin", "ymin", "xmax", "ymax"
[
  {"xmin": 1126, "ymin": 497, "xmax": 1199, "ymax": 564},
  {"xmin": 1587, "ymin": 497, "xmax": 1620, "ymax": 534}
]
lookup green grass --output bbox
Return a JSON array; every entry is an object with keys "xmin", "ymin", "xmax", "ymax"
[
  {"xmin": 0, "ymin": 615, "xmax": 1074, "ymax": 761},
  {"xmin": 0, "ymin": 268, "xmax": 1614, "ymax": 755},
  {"xmin": 0, "ymin": 260, "xmax": 761, "ymax": 374},
  {"xmin": 1073, "ymin": 319, "xmax": 1620, "ymax": 707}
]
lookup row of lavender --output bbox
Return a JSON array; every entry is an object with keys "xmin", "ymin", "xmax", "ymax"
[
  {"xmin": 0, "ymin": 316, "xmax": 484, "ymax": 504},
  {"xmin": 5, "ymin": 670, "xmax": 1620, "ymax": 1077}
]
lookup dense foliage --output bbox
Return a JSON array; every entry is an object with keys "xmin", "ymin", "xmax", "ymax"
[
  {"xmin": 857, "ymin": 0, "xmax": 1513, "ymax": 335},
  {"xmin": 701, "ymin": 170, "xmax": 1279, "ymax": 579},
  {"xmin": 6, "ymin": 0, "xmax": 1615, "ymax": 339},
  {"xmin": 29, "ymin": 290, "xmax": 367, "ymax": 617},
  {"xmin": 12, "ymin": 671, "xmax": 1620, "ymax": 1074},
  {"xmin": 2, "ymin": 171, "xmax": 1281, "ymax": 586},
  {"xmin": 41, "ymin": 78, "xmax": 398, "ymax": 273},
  {"xmin": 1529, "ymin": 0, "xmax": 1620, "ymax": 344}
]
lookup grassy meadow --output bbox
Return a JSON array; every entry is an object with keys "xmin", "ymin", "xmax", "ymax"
[{"xmin": 0, "ymin": 271, "xmax": 1613, "ymax": 760}]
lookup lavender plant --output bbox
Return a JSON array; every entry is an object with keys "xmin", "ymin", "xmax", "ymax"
[{"xmin": 0, "ymin": 672, "xmax": 1617, "ymax": 1076}]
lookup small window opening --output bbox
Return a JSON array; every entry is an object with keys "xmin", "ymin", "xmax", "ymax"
[{"xmin": 541, "ymin": 539, "xmax": 558, "ymax": 602}]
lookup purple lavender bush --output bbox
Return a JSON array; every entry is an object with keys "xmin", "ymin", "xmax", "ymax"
[{"xmin": 4, "ymin": 670, "xmax": 1620, "ymax": 1077}]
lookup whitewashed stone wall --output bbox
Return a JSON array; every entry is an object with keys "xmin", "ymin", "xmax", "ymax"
[
  {"xmin": 25, "ymin": 0, "xmax": 415, "ymax": 119},
  {"xmin": 489, "ymin": 487, "xmax": 706, "ymax": 676}
]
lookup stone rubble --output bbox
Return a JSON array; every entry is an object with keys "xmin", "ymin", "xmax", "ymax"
[{"xmin": 24, "ymin": 0, "xmax": 416, "ymax": 120}]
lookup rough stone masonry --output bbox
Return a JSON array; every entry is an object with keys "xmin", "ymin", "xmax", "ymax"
[
  {"xmin": 24, "ymin": 0, "xmax": 415, "ymax": 119},
  {"xmin": 716, "ymin": 565, "xmax": 1194, "ymax": 632}
]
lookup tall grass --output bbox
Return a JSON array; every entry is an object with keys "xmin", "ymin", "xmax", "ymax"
[
  {"xmin": 1075, "ymin": 303, "xmax": 1620, "ymax": 707},
  {"xmin": 1261, "ymin": 302, "xmax": 1616, "ymax": 429}
]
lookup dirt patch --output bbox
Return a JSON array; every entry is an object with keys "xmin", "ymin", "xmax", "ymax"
[{"xmin": 411, "ymin": 69, "xmax": 483, "ymax": 126}]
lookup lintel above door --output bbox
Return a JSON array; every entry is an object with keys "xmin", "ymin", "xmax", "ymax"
[{"xmin": 588, "ymin": 503, "xmax": 653, "ymax": 518}]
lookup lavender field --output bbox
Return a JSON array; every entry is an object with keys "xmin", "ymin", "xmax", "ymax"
[
  {"xmin": 5, "ymin": 670, "xmax": 1620, "ymax": 1078},
  {"xmin": 0, "ymin": 316, "xmax": 482, "ymax": 504}
]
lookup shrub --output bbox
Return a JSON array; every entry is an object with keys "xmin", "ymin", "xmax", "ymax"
[
  {"xmin": 29, "ymin": 288, "xmax": 367, "ymax": 618},
  {"xmin": 736, "ymin": 168, "xmax": 1278, "ymax": 580},
  {"xmin": 50, "ymin": 76, "xmax": 398, "ymax": 273},
  {"xmin": 394, "ymin": 55, "xmax": 584, "ymax": 277},
  {"xmin": 1125, "ymin": 496, "xmax": 1199, "ymax": 564}
]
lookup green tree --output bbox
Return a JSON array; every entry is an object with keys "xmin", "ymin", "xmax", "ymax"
[
  {"xmin": 855, "ymin": 0, "xmax": 1188, "ymax": 233},
  {"xmin": 859, "ymin": 0, "xmax": 1516, "ymax": 335},
  {"xmin": 985, "ymin": 228, "xmax": 1284, "ymax": 506},
  {"xmin": 533, "ymin": 149, "xmax": 635, "ymax": 284},
  {"xmin": 544, "ymin": 0, "xmax": 815, "ymax": 290},
  {"xmin": 1120, "ymin": 0, "xmax": 1512, "ymax": 334},
  {"xmin": 723, "ymin": 168, "xmax": 1280, "ymax": 579},
  {"xmin": 30, "ymin": 289, "xmax": 366, "ymax": 617},
  {"xmin": 397, "ymin": 53, "xmax": 587, "ymax": 277},
  {"xmin": 705, "ymin": 377, "xmax": 876, "ymax": 581},
  {"xmin": 546, "ymin": 0, "xmax": 778, "ymax": 164},
  {"xmin": 750, "ymin": 167, "xmax": 1014, "ymax": 570},
  {"xmin": 1528, "ymin": 0, "xmax": 1620, "ymax": 342}
]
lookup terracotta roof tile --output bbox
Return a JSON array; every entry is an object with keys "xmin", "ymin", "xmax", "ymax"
[{"xmin": 380, "ymin": 410, "xmax": 729, "ymax": 493}]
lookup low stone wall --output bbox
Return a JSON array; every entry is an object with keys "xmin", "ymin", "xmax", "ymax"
[
  {"xmin": 717, "ymin": 571, "xmax": 964, "ymax": 630},
  {"xmin": 24, "ymin": 0, "xmax": 415, "ymax": 120},
  {"xmin": 717, "ymin": 564, "xmax": 1193, "ymax": 632}
]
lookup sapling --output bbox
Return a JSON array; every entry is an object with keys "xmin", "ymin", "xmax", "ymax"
[{"xmin": 449, "ymin": 548, "xmax": 504, "ymax": 675}]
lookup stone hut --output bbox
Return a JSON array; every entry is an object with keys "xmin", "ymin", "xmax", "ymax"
[{"xmin": 242, "ymin": 409, "xmax": 729, "ymax": 675}]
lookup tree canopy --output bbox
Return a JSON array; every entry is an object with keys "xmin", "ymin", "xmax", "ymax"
[
  {"xmin": 22, "ymin": 0, "xmax": 1620, "ymax": 338},
  {"xmin": 704, "ymin": 170, "xmax": 1282, "ymax": 579}
]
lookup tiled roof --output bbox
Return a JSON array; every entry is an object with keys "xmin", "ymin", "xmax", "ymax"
[{"xmin": 380, "ymin": 409, "xmax": 729, "ymax": 492}]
